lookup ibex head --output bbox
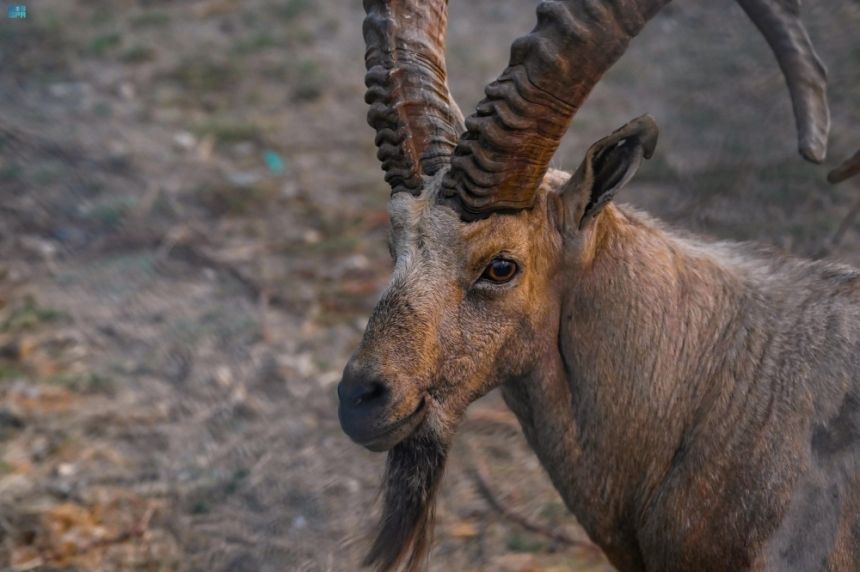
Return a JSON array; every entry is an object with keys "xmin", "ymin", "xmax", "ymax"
[{"xmin": 338, "ymin": 1, "xmax": 832, "ymax": 570}]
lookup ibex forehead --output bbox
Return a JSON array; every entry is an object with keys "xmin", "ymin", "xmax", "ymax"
[
  {"xmin": 387, "ymin": 168, "xmax": 569, "ymax": 249},
  {"xmin": 387, "ymin": 181, "xmax": 461, "ymax": 258}
]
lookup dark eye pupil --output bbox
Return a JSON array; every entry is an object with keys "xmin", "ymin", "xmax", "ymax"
[
  {"xmin": 486, "ymin": 259, "xmax": 516, "ymax": 282},
  {"xmin": 492, "ymin": 260, "xmax": 512, "ymax": 276}
]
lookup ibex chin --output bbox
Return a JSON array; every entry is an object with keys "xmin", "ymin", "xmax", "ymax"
[{"xmin": 337, "ymin": 1, "xmax": 860, "ymax": 570}]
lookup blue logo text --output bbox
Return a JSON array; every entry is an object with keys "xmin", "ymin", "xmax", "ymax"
[{"xmin": 7, "ymin": 4, "xmax": 27, "ymax": 19}]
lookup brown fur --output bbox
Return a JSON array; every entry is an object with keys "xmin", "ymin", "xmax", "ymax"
[{"xmin": 341, "ymin": 161, "xmax": 860, "ymax": 571}]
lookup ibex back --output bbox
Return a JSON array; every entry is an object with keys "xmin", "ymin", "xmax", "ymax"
[{"xmin": 337, "ymin": 1, "xmax": 860, "ymax": 570}]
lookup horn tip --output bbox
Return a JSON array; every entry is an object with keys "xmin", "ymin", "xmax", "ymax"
[{"xmin": 800, "ymin": 140, "xmax": 827, "ymax": 165}]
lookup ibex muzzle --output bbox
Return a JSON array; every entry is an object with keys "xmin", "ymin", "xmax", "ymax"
[
  {"xmin": 338, "ymin": 357, "xmax": 428, "ymax": 452},
  {"xmin": 339, "ymin": 1, "xmax": 860, "ymax": 571}
]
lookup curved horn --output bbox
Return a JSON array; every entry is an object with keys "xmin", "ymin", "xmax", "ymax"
[
  {"xmin": 828, "ymin": 149, "xmax": 860, "ymax": 185},
  {"xmin": 441, "ymin": 0, "xmax": 831, "ymax": 220},
  {"xmin": 736, "ymin": 0, "xmax": 829, "ymax": 164},
  {"xmin": 363, "ymin": 0, "xmax": 465, "ymax": 196}
]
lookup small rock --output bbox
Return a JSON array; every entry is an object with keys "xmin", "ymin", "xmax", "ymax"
[
  {"xmin": 342, "ymin": 254, "xmax": 369, "ymax": 271},
  {"xmin": 345, "ymin": 478, "xmax": 360, "ymax": 494},
  {"xmin": 226, "ymin": 171, "xmax": 262, "ymax": 187},
  {"xmin": 57, "ymin": 463, "xmax": 76, "ymax": 477},
  {"xmin": 19, "ymin": 236, "xmax": 58, "ymax": 260},
  {"xmin": 281, "ymin": 181, "xmax": 299, "ymax": 199},
  {"xmin": 49, "ymin": 82, "xmax": 91, "ymax": 99},
  {"xmin": 214, "ymin": 366, "xmax": 233, "ymax": 387},
  {"xmin": 230, "ymin": 385, "xmax": 248, "ymax": 404},
  {"xmin": 173, "ymin": 131, "xmax": 197, "ymax": 151},
  {"xmin": 302, "ymin": 229, "xmax": 321, "ymax": 244},
  {"xmin": 281, "ymin": 352, "xmax": 315, "ymax": 378},
  {"xmin": 197, "ymin": 135, "xmax": 216, "ymax": 161},
  {"xmin": 119, "ymin": 82, "xmax": 136, "ymax": 100},
  {"xmin": 317, "ymin": 370, "xmax": 341, "ymax": 388}
]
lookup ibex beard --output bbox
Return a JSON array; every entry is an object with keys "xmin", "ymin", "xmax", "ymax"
[{"xmin": 364, "ymin": 432, "xmax": 445, "ymax": 572}]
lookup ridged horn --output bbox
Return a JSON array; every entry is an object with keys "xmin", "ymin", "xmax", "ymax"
[
  {"xmin": 440, "ymin": 0, "xmax": 832, "ymax": 220},
  {"xmin": 363, "ymin": 0, "xmax": 465, "ymax": 196}
]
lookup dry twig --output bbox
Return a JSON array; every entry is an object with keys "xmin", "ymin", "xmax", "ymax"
[
  {"xmin": 828, "ymin": 156, "xmax": 860, "ymax": 247},
  {"xmin": 831, "ymin": 194, "xmax": 860, "ymax": 247},
  {"xmin": 464, "ymin": 439, "xmax": 602, "ymax": 555}
]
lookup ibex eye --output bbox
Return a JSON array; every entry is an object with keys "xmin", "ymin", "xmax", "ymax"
[{"xmin": 481, "ymin": 258, "xmax": 518, "ymax": 284}]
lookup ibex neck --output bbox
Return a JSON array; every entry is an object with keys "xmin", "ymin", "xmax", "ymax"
[
  {"xmin": 565, "ymin": 204, "xmax": 752, "ymax": 424},
  {"xmin": 507, "ymin": 204, "xmax": 762, "ymax": 568}
]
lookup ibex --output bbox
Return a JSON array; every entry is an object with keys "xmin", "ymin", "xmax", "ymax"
[{"xmin": 337, "ymin": 1, "xmax": 860, "ymax": 570}]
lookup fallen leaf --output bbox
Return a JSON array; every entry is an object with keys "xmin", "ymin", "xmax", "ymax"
[{"xmin": 447, "ymin": 520, "xmax": 479, "ymax": 538}]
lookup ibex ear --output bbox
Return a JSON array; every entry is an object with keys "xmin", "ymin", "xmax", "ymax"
[{"xmin": 560, "ymin": 114, "xmax": 659, "ymax": 232}]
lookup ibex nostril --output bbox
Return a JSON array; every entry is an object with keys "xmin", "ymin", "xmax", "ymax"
[
  {"xmin": 338, "ymin": 364, "xmax": 389, "ymax": 409},
  {"xmin": 353, "ymin": 380, "xmax": 387, "ymax": 406}
]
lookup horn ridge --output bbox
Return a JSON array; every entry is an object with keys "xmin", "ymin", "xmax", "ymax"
[
  {"xmin": 442, "ymin": 0, "xmax": 666, "ymax": 220},
  {"xmin": 362, "ymin": 0, "xmax": 465, "ymax": 196}
]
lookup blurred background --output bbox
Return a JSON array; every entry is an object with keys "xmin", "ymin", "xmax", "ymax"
[{"xmin": 0, "ymin": 1, "xmax": 858, "ymax": 570}]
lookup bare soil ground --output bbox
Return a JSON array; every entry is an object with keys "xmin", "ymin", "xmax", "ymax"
[{"xmin": 0, "ymin": 1, "xmax": 858, "ymax": 571}]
